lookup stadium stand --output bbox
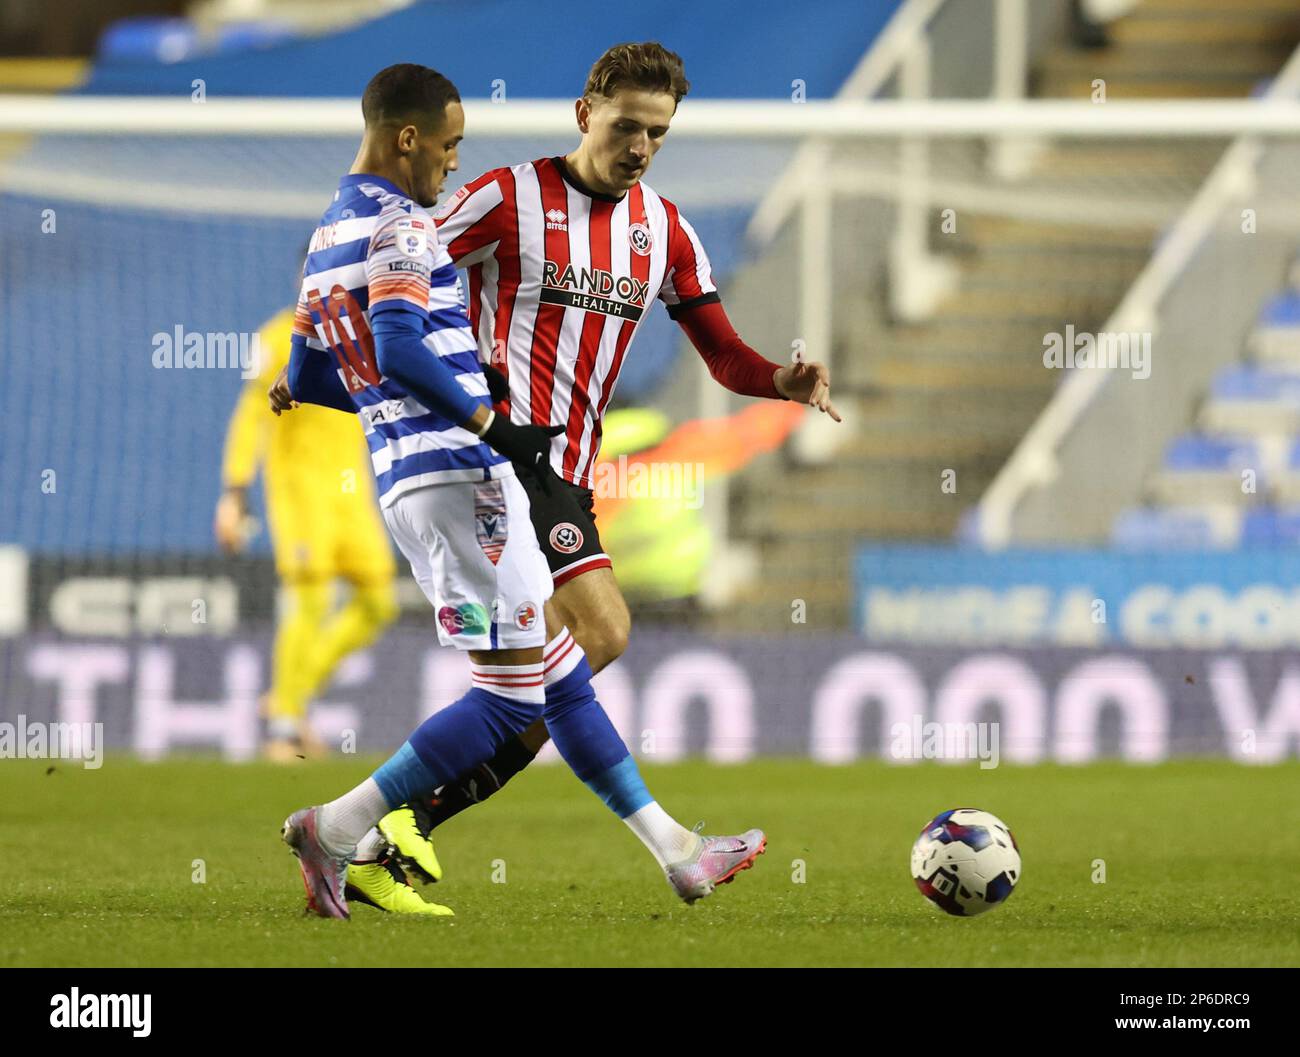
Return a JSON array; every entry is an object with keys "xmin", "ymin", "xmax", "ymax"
[{"xmin": 724, "ymin": 0, "xmax": 1300, "ymax": 629}]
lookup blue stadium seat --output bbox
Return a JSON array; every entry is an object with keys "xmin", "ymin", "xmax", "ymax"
[
  {"xmin": 1152, "ymin": 434, "xmax": 1265, "ymax": 505},
  {"xmin": 1112, "ymin": 506, "xmax": 1241, "ymax": 550},
  {"xmin": 1257, "ymin": 292, "xmax": 1300, "ymax": 327},
  {"xmin": 215, "ymin": 23, "xmax": 300, "ymax": 55},
  {"xmin": 1241, "ymin": 506, "xmax": 1300, "ymax": 547},
  {"xmin": 1163, "ymin": 434, "xmax": 1260, "ymax": 471},
  {"xmin": 1200, "ymin": 365, "xmax": 1300, "ymax": 434},
  {"xmin": 1250, "ymin": 291, "xmax": 1300, "ymax": 366},
  {"xmin": 97, "ymin": 18, "xmax": 199, "ymax": 65},
  {"xmin": 1209, "ymin": 366, "xmax": 1300, "ymax": 399}
]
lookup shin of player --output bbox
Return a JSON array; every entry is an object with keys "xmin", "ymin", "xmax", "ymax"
[
  {"xmin": 532, "ymin": 605, "xmax": 766, "ymax": 900},
  {"xmin": 537, "ymin": 613, "xmax": 695, "ymax": 866}
]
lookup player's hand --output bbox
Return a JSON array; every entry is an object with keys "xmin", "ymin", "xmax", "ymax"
[
  {"xmin": 268, "ymin": 366, "xmax": 298, "ymax": 416},
  {"xmin": 481, "ymin": 362, "xmax": 511, "ymax": 405},
  {"xmin": 482, "ymin": 416, "xmax": 565, "ymax": 494},
  {"xmin": 774, "ymin": 361, "xmax": 842, "ymax": 422},
  {"xmin": 214, "ymin": 489, "xmax": 250, "ymax": 554}
]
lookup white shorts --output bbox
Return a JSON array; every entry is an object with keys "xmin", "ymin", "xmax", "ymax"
[{"xmin": 382, "ymin": 473, "xmax": 553, "ymax": 651}]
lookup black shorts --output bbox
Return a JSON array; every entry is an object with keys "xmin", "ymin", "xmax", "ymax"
[{"xmin": 517, "ymin": 471, "xmax": 613, "ymax": 588}]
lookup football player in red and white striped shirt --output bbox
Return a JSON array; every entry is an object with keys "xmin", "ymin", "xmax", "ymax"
[{"xmin": 396, "ymin": 41, "xmax": 840, "ymax": 846}]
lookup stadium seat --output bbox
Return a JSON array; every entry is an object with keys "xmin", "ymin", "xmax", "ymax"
[
  {"xmin": 1249, "ymin": 291, "xmax": 1300, "ymax": 366},
  {"xmin": 1241, "ymin": 506, "xmax": 1300, "ymax": 546},
  {"xmin": 1111, "ymin": 505, "xmax": 1242, "ymax": 550},
  {"xmin": 1149, "ymin": 434, "xmax": 1265, "ymax": 505},
  {"xmin": 1199, "ymin": 365, "xmax": 1300, "ymax": 434},
  {"xmin": 215, "ymin": 23, "xmax": 300, "ymax": 55},
  {"xmin": 96, "ymin": 18, "xmax": 199, "ymax": 65}
]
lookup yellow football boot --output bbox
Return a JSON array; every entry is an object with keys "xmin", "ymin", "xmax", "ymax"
[
  {"xmin": 378, "ymin": 806, "xmax": 443, "ymax": 884},
  {"xmin": 344, "ymin": 862, "xmax": 453, "ymax": 916}
]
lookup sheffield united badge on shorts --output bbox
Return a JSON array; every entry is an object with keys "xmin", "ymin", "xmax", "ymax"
[{"xmin": 549, "ymin": 522, "xmax": 583, "ymax": 554}]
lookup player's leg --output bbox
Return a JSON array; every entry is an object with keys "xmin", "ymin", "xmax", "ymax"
[
  {"xmin": 263, "ymin": 486, "xmax": 333, "ymax": 759},
  {"xmin": 298, "ymin": 575, "xmax": 398, "ymax": 694},
  {"xmin": 287, "ymin": 501, "xmax": 399, "ymax": 750},
  {"xmin": 283, "ymin": 634, "xmax": 545, "ymax": 917},
  {"xmin": 527, "ymin": 471, "xmax": 628, "ymax": 674},
  {"xmin": 531, "ymin": 597, "xmax": 765, "ymax": 901},
  {"xmin": 297, "ymin": 501, "xmax": 401, "ymax": 709},
  {"xmin": 548, "ymin": 564, "xmax": 630, "ymax": 675},
  {"xmin": 394, "ymin": 482, "xmax": 628, "ymax": 833},
  {"xmin": 392, "ymin": 566, "xmax": 627, "ymax": 838},
  {"xmin": 264, "ymin": 577, "xmax": 331, "ymax": 759},
  {"xmin": 283, "ymin": 477, "xmax": 551, "ymax": 918}
]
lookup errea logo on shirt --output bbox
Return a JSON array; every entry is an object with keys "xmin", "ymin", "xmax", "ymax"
[
  {"xmin": 545, "ymin": 208, "xmax": 567, "ymax": 231},
  {"xmin": 434, "ymin": 183, "xmax": 470, "ymax": 219}
]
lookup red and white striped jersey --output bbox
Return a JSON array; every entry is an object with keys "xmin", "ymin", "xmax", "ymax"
[{"xmin": 433, "ymin": 156, "xmax": 719, "ymax": 489}]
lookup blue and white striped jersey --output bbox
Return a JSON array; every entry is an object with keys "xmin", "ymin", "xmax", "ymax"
[{"xmin": 293, "ymin": 173, "xmax": 510, "ymax": 506}]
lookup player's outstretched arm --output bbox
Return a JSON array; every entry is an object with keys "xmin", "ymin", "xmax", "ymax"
[{"xmin": 674, "ymin": 299, "xmax": 842, "ymax": 422}]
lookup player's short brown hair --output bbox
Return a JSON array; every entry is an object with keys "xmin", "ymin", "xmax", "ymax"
[{"xmin": 584, "ymin": 42, "xmax": 690, "ymax": 106}]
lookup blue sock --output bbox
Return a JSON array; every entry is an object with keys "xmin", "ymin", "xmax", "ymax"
[
  {"xmin": 544, "ymin": 658, "xmax": 652, "ymax": 819},
  {"xmin": 372, "ymin": 686, "xmax": 541, "ymax": 807},
  {"xmin": 585, "ymin": 754, "xmax": 653, "ymax": 819}
]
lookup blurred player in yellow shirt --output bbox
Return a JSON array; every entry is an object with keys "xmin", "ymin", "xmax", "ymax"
[{"xmin": 215, "ymin": 308, "xmax": 398, "ymax": 761}]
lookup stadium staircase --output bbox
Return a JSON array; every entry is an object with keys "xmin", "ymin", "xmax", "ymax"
[{"xmin": 721, "ymin": 0, "xmax": 1300, "ymax": 633}]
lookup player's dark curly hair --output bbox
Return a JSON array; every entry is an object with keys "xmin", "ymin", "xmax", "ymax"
[
  {"xmin": 584, "ymin": 42, "xmax": 690, "ymax": 106},
  {"xmin": 362, "ymin": 63, "xmax": 461, "ymax": 130}
]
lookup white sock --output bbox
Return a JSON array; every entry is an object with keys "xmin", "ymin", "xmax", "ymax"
[
  {"xmin": 470, "ymin": 658, "xmax": 545, "ymax": 705},
  {"xmin": 542, "ymin": 627, "xmax": 584, "ymax": 685},
  {"xmin": 623, "ymin": 801, "xmax": 702, "ymax": 868},
  {"xmin": 316, "ymin": 777, "xmax": 388, "ymax": 858},
  {"xmin": 352, "ymin": 826, "xmax": 388, "ymax": 864}
]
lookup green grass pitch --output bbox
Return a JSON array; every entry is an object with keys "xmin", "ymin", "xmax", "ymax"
[{"xmin": 2, "ymin": 757, "xmax": 1297, "ymax": 967}]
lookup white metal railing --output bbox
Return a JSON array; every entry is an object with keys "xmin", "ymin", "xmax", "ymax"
[
  {"xmin": 975, "ymin": 39, "xmax": 1300, "ymax": 549},
  {"xmin": 8, "ymin": 95, "xmax": 1300, "ymax": 137}
]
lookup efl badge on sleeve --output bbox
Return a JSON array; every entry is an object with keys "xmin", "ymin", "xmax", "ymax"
[{"xmin": 395, "ymin": 217, "xmax": 428, "ymax": 258}]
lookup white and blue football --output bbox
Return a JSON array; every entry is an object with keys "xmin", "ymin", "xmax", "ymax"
[{"xmin": 911, "ymin": 808, "xmax": 1021, "ymax": 917}]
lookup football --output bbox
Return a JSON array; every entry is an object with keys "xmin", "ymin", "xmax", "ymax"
[{"xmin": 911, "ymin": 808, "xmax": 1021, "ymax": 917}]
